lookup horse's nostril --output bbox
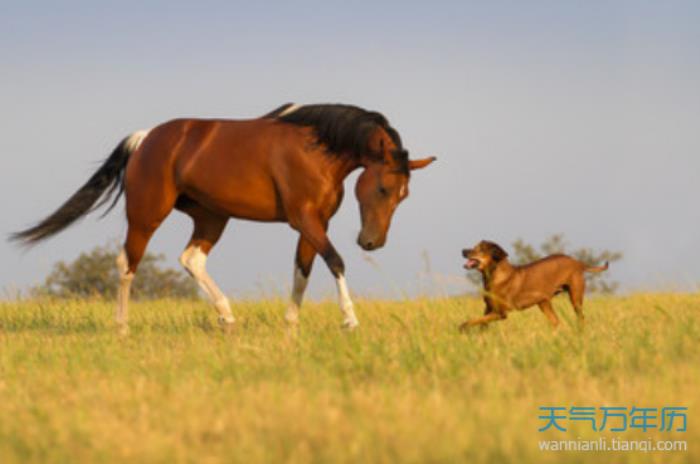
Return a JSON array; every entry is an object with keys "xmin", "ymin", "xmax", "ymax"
[{"xmin": 366, "ymin": 241, "xmax": 374, "ymax": 249}]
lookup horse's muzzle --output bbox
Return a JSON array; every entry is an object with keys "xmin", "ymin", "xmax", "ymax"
[{"xmin": 357, "ymin": 234, "xmax": 383, "ymax": 251}]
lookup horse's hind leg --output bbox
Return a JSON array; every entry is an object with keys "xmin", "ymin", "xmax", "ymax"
[
  {"xmin": 178, "ymin": 204, "xmax": 234, "ymax": 330},
  {"xmin": 116, "ymin": 172, "xmax": 177, "ymax": 335},
  {"xmin": 117, "ymin": 222, "xmax": 168, "ymax": 335}
]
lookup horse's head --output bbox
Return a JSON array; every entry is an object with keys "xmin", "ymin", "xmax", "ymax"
[{"xmin": 355, "ymin": 133, "xmax": 435, "ymax": 251}]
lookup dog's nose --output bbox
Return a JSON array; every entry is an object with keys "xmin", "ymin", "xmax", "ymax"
[{"xmin": 462, "ymin": 248, "xmax": 472, "ymax": 258}]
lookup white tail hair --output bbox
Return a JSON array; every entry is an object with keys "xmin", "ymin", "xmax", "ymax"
[{"xmin": 124, "ymin": 129, "xmax": 150, "ymax": 153}]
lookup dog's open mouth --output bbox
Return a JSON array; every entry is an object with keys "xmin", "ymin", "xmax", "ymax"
[{"xmin": 464, "ymin": 258, "xmax": 480, "ymax": 269}]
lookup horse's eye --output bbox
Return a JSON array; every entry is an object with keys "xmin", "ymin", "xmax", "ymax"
[{"xmin": 378, "ymin": 186, "xmax": 388, "ymax": 196}]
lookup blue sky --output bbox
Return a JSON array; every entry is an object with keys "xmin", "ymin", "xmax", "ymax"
[{"xmin": 2, "ymin": 1, "xmax": 699, "ymax": 298}]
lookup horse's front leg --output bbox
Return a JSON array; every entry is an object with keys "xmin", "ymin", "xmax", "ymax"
[
  {"xmin": 285, "ymin": 235, "xmax": 316, "ymax": 325},
  {"xmin": 297, "ymin": 215, "xmax": 359, "ymax": 329}
]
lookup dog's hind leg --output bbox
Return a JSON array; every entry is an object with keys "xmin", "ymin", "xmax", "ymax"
[
  {"xmin": 567, "ymin": 274, "xmax": 586, "ymax": 328},
  {"xmin": 538, "ymin": 300, "xmax": 560, "ymax": 328}
]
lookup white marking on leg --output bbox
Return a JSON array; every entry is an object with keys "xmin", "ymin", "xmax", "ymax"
[
  {"xmin": 285, "ymin": 266, "xmax": 308, "ymax": 324},
  {"xmin": 335, "ymin": 274, "xmax": 358, "ymax": 329},
  {"xmin": 116, "ymin": 248, "xmax": 133, "ymax": 334},
  {"xmin": 180, "ymin": 246, "xmax": 235, "ymax": 325},
  {"xmin": 278, "ymin": 103, "xmax": 301, "ymax": 117}
]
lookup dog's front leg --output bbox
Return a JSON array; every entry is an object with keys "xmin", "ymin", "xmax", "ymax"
[{"xmin": 459, "ymin": 311, "xmax": 506, "ymax": 332}]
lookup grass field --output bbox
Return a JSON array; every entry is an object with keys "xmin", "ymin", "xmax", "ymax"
[{"xmin": 0, "ymin": 294, "xmax": 697, "ymax": 463}]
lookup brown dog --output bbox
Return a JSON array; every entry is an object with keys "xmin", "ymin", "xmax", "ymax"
[{"xmin": 460, "ymin": 240, "xmax": 608, "ymax": 331}]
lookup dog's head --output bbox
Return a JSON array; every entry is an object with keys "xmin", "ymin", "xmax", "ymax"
[{"xmin": 462, "ymin": 240, "xmax": 508, "ymax": 272}]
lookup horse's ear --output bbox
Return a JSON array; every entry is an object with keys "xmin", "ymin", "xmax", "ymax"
[{"xmin": 409, "ymin": 156, "xmax": 437, "ymax": 170}]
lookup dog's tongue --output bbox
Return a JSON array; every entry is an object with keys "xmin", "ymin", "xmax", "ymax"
[{"xmin": 464, "ymin": 259, "xmax": 478, "ymax": 269}]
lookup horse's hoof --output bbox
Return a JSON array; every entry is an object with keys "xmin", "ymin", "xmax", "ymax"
[
  {"xmin": 341, "ymin": 319, "xmax": 359, "ymax": 331},
  {"xmin": 284, "ymin": 310, "xmax": 299, "ymax": 326},
  {"xmin": 221, "ymin": 323, "xmax": 235, "ymax": 335},
  {"xmin": 117, "ymin": 324, "xmax": 130, "ymax": 337},
  {"xmin": 218, "ymin": 317, "xmax": 236, "ymax": 335},
  {"xmin": 458, "ymin": 323, "xmax": 470, "ymax": 333}
]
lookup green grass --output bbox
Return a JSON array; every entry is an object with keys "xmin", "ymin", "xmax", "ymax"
[{"xmin": 0, "ymin": 294, "xmax": 698, "ymax": 463}]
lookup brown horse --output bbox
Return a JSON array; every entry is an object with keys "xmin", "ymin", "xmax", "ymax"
[{"xmin": 12, "ymin": 103, "xmax": 435, "ymax": 333}]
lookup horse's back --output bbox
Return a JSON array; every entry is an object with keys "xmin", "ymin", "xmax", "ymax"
[{"xmin": 126, "ymin": 117, "xmax": 306, "ymax": 221}]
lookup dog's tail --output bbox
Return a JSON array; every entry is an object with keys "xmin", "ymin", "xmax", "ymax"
[{"xmin": 585, "ymin": 261, "xmax": 609, "ymax": 273}]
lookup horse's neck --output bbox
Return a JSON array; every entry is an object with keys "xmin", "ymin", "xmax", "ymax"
[{"xmin": 328, "ymin": 156, "xmax": 362, "ymax": 183}]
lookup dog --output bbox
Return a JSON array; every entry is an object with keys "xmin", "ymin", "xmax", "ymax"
[{"xmin": 460, "ymin": 240, "xmax": 608, "ymax": 331}]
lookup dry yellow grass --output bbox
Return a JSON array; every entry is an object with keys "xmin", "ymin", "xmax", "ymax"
[{"xmin": 0, "ymin": 293, "xmax": 698, "ymax": 463}]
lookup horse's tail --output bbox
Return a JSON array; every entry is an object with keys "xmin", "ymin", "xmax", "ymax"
[
  {"xmin": 10, "ymin": 130, "xmax": 150, "ymax": 246},
  {"xmin": 585, "ymin": 261, "xmax": 609, "ymax": 273}
]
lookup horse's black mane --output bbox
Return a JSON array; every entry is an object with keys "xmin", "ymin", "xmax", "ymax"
[{"xmin": 264, "ymin": 103, "xmax": 408, "ymax": 173}]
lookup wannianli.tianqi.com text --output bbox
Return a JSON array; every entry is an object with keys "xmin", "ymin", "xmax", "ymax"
[{"xmin": 538, "ymin": 438, "xmax": 687, "ymax": 452}]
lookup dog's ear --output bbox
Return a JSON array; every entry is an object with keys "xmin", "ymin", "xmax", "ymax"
[{"xmin": 489, "ymin": 243, "xmax": 508, "ymax": 262}]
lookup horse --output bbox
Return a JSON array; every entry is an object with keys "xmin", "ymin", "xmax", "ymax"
[{"xmin": 12, "ymin": 103, "xmax": 436, "ymax": 334}]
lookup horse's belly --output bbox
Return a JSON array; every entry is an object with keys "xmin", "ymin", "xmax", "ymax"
[
  {"xmin": 178, "ymin": 153, "xmax": 286, "ymax": 221},
  {"xmin": 185, "ymin": 183, "xmax": 285, "ymax": 222}
]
